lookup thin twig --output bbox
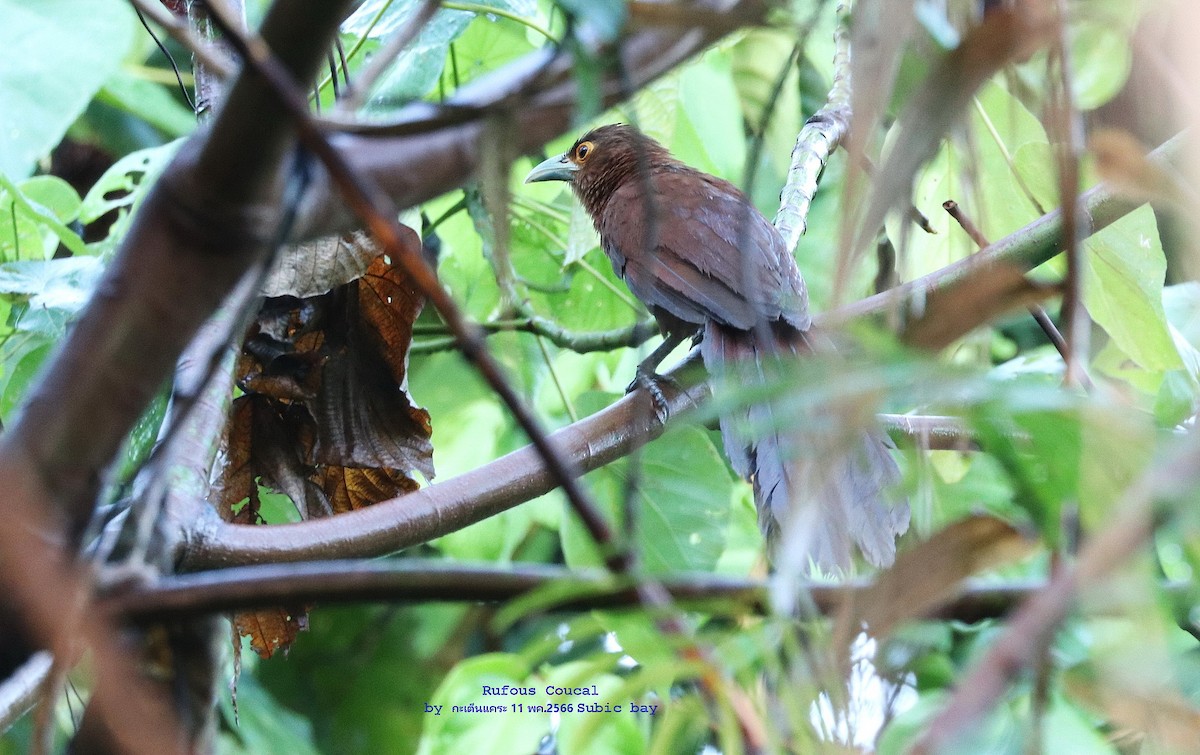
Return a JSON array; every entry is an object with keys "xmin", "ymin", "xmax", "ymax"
[
  {"xmin": 337, "ymin": 0, "xmax": 440, "ymax": 112},
  {"xmin": 1049, "ymin": 0, "xmax": 1087, "ymax": 388},
  {"xmin": 200, "ymin": 3, "xmax": 622, "ymax": 565},
  {"xmin": 942, "ymin": 199, "xmax": 1091, "ymax": 387},
  {"xmin": 774, "ymin": 2, "xmax": 852, "ymax": 252},
  {"xmin": 126, "ymin": 0, "xmax": 235, "ymax": 81}
]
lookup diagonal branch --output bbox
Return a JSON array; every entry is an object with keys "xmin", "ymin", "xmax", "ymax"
[
  {"xmin": 199, "ymin": 2, "xmax": 622, "ymax": 564},
  {"xmin": 292, "ymin": 0, "xmax": 771, "ymax": 241}
]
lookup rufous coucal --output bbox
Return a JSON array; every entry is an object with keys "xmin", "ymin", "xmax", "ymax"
[{"xmin": 526, "ymin": 124, "xmax": 908, "ymax": 568}]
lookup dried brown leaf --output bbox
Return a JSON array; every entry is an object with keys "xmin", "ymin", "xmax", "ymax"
[
  {"xmin": 901, "ymin": 264, "xmax": 1053, "ymax": 351},
  {"xmin": 234, "ymin": 604, "xmax": 310, "ymax": 660},
  {"xmin": 835, "ymin": 515, "xmax": 1034, "ymax": 646},
  {"xmin": 1065, "ymin": 670, "xmax": 1200, "ymax": 752},
  {"xmin": 358, "ymin": 252, "xmax": 426, "ymax": 385},
  {"xmin": 1090, "ymin": 127, "xmax": 1193, "ymax": 209},
  {"xmin": 316, "ymin": 466, "xmax": 421, "ymax": 514},
  {"xmin": 261, "ymin": 231, "xmax": 381, "ymax": 298}
]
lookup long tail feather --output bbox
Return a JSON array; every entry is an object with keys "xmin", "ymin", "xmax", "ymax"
[{"xmin": 701, "ymin": 320, "xmax": 909, "ymax": 570}]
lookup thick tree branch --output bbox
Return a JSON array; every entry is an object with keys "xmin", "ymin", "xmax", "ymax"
[
  {"xmin": 293, "ymin": 0, "xmax": 769, "ymax": 241},
  {"xmin": 103, "ymin": 560, "xmax": 1192, "ymax": 630},
  {"xmin": 0, "ymin": 0, "xmax": 355, "ymax": 750},
  {"xmin": 831, "ymin": 131, "xmax": 1185, "ymax": 323}
]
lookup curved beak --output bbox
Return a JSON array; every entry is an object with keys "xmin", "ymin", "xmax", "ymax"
[{"xmin": 524, "ymin": 152, "xmax": 578, "ymax": 184}]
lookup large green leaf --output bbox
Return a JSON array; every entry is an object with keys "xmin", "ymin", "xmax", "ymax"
[
  {"xmin": 562, "ymin": 396, "xmax": 733, "ymax": 574},
  {"xmin": 346, "ymin": 0, "xmax": 541, "ymax": 110},
  {"xmin": 96, "ymin": 70, "xmax": 196, "ymax": 138},
  {"xmin": 0, "ymin": 0, "xmax": 135, "ymax": 178},
  {"xmin": 885, "ymin": 82, "xmax": 1048, "ymax": 280},
  {"xmin": 1082, "ymin": 205, "xmax": 1180, "ymax": 372}
]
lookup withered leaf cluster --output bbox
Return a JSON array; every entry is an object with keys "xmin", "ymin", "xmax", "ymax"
[{"xmin": 214, "ymin": 239, "xmax": 436, "ymax": 656}]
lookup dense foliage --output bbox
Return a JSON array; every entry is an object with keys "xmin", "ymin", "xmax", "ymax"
[{"xmin": 2, "ymin": 0, "xmax": 1197, "ymax": 753}]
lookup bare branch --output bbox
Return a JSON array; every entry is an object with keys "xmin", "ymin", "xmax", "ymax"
[
  {"xmin": 773, "ymin": 2, "xmax": 852, "ymax": 251},
  {"xmin": 0, "ymin": 653, "xmax": 51, "ymax": 736},
  {"xmin": 126, "ymin": 0, "xmax": 235, "ymax": 81}
]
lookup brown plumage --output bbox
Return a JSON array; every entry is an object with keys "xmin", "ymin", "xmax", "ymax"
[{"xmin": 526, "ymin": 124, "xmax": 908, "ymax": 569}]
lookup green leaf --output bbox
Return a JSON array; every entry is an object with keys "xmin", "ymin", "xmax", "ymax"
[
  {"xmin": 885, "ymin": 83, "xmax": 1049, "ymax": 281},
  {"xmin": 562, "ymin": 401, "xmax": 733, "ymax": 574},
  {"xmin": 347, "ymin": 0, "xmax": 539, "ymax": 110},
  {"xmin": 730, "ymin": 29, "xmax": 803, "ymax": 185},
  {"xmin": 1082, "ymin": 205, "xmax": 1181, "ymax": 372},
  {"xmin": 0, "ymin": 174, "xmax": 84, "ymax": 260},
  {"xmin": 96, "ymin": 70, "xmax": 196, "ymax": 138},
  {"xmin": 674, "ymin": 51, "xmax": 746, "ymax": 183},
  {"xmin": 0, "ymin": 0, "xmax": 135, "ymax": 178}
]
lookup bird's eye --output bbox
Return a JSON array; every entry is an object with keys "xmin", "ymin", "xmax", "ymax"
[{"xmin": 575, "ymin": 141, "xmax": 594, "ymax": 161}]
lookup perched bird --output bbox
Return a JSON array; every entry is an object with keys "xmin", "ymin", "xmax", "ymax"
[{"xmin": 526, "ymin": 124, "xmax": 908, "ymax": 568}]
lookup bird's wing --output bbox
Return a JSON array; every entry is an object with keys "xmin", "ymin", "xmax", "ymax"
[{"xmin": 604, "ymin": 169, "xmax": 811, "ymax": 331}]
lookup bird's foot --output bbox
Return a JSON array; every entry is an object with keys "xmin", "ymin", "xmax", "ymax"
[{"xmin": 626, "ymin": 368, "xmax": 680, "ymax": 422}]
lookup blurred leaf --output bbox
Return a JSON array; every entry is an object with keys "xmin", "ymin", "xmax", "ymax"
[
  {"xmin": 0, "ymin": 174, "xmax": 85, "ymax": 260},
  {"xmin": 675, "ymin": 51, "xmax": 745, "ymax": 182},
  {"xmin": 0, "ymin": 0, "xmax": 135, "ymax": 178},
  {"xmin": 96, "ymin": 70, "xmax": 196, "ymax": 138},
  {"xmin": 1082, "ymin": 205, "xmax": 1180, "ymax": 372},
  {"xmin": 836, "ymin": 516, "xmax": 1033, "ymax": 645},
  {"xmin": 557, "ymin": 0, "xmax": 626, "ymax": 46},
  {"xmin": 901, "ymin": 263, "xmax": 1052, "ymax": 351},
  {"xmin": 1089, "ymin": 128, "xmax": 1189, "ymax": 210},
  {"xmin": 0, "ymin": 257, "xmax": 103, "ymax": 338}
]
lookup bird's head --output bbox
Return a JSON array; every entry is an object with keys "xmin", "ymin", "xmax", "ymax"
[{"xmin": 524, "ymin": 124, "xmax": 671, "ymax": 214}]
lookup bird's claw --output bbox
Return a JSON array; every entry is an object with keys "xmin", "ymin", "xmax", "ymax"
[{"xmin": 626, "ymin": 369, "xmax": 679, "ymax": 422}]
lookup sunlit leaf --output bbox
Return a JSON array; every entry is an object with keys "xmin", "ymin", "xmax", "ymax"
[{"xmin": 0, "ymin": 0, "xmax": 135, "ymax": 178}]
